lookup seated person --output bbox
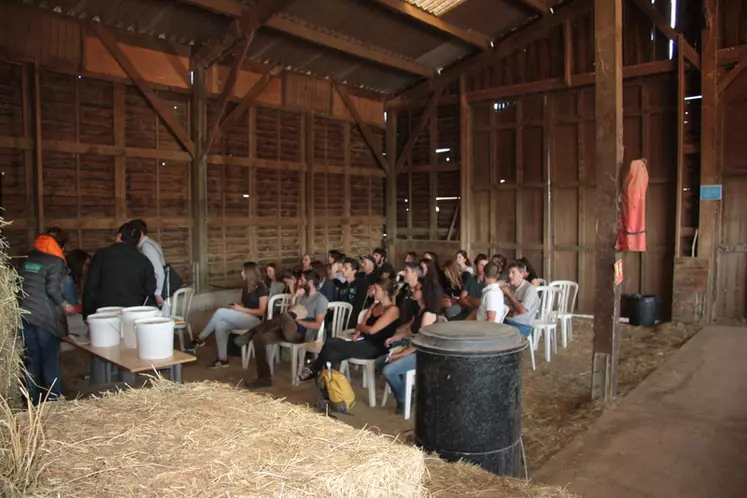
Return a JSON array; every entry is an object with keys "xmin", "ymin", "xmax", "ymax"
[
  {"xmin": 518, "ymin": 257, "xmax": 540, "ymax": 286},
  {"xmin": 468, "ymin": 262, "xmax": 508, "ymax": 323},
  {"xmin": 373, "ymin": 247, "xmax": 396, "ymax": 280},
  {"xmin": 456, "ymin": 254, "xmax": 489, "ymax": 319},
  {"xmin": 237, "ymin": 270, "xmax": 329, "ymax": 388},
  {"xmin": 264, "ymin": 263, "xmax": 286, "ymax": 297},
  {"xmin": 317, "ymin": 261, "xmax": 340, "ymax": 304},
  {"xmin": 441, "ymin": 260, "xmax": 466, "ymax": 319},
  {"xmin": 359, "ymin": 255, "xmax": 380, "ymax": 286},
  {"xmin": 502, "ymin": 261, "xmax": 541, "ymax": 337},
  {"xmin": 491, "ymin": 254, "xmax": 509, "ymax": 281},
  {"xmin": 186, "ymin": 262, "xmax": 268, "ymax": 368},
  {"xmin": 455, "ymin": 250, "xmax": 474, "ymax": 275},
  {"xmin": 378, "ymin": 260, "xmax": 442, "ymax": 414},
  {"xmin": 397, "ymin": 252, "xmax": 419, "ymax": 282},
  {"xmin": 298, "ymin": 278, "xmax": 399, "ymax": 383},
  {"xmin": 338, "ymin": 257, "xmax": 371, "ymax": 329}
]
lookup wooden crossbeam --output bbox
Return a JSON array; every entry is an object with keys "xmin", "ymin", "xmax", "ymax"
[
  {"xmin": 191, "ymin": 18, "xmax": 243, "ymax": 69},
  {"xmin": 718, "ymin": 56, "xmax": 747, "ymax": 95},
  {"xmin": 387, "ymin": 0, "xmax": 592, "ymax": 107},
  {"xmin": 90, "ymin": 22, "xmax": 195, "ymax": 156},
  {"xmin": 515, "ymin": 0, "xmax": 552, "ymax": 16},
  {"xmin": 217, "ymin": 67, "xmax": 282, "ymax": 138},
  {"xmin": 333, "ymin": 81, "xmax": 389, "ymax": 174},
  {"xmin": 395, "ymin": 85, "xmax": 445, "ymax": 176},
  {"xmin": 266, "ymin": 17, "xmax": 434, "ymax": 77},
  {"xmin": 629, "ymin": 0, "xmax": 700, "ymax": 70},
  {"xmin": 371, "ymin": 0, "xmax": 491, "ymax": 50},
  {"xmin": 205, "ymin": 35, "xmax": 252, "ymax": 152}
]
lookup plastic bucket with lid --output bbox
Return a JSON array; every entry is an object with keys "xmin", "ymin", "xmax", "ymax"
[
  {"xmin": 134, "ymin": 317, "xmax": 175, "ymax": 360},
  {"xmin": 87, "ymin": 312, "xmax": 122, "ymax": 348},
  {"xmin": 121, "ymin": 306, "xmax": 160, "ymax": 349},
  {"xmin": 97, "ymin": 306, "xmax": 125, "ymax": 315},
  {"xmin": 412, "ymin": 321, "xmax": 527, "ymax": 477}
]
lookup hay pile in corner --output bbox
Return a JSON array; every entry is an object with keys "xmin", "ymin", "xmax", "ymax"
[
  {"xmin": 426, "ymin": 458, "xmax": 576, "ymax": 497},
  {"xmin": 0, "ymin": 219, "xmax": 23, "ymax": 406},
  {"xmin": 34, "ymin": 381, "xmax": 427, "ymax": 497}
]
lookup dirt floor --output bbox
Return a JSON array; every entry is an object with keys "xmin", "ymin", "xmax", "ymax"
[{"xmin": 59, "ymin": 314, "xmax": 700, "ymax": 471}]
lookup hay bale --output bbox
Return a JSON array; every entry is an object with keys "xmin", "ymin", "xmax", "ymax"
[
  {"xmin": 34, "ymin": 381, "xmax": 427, "ymax": 497},
  {"xmin": 426, "ymin": 458, "xmax": 576, "ymax": 497},
  {"xmin": 0, "ymin": 220, "xmax": 23, "ymax": 406}
]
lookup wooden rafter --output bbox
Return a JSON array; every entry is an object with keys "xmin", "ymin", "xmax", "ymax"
[
  {"xmin": 187, "ymin": 0, "xmax": 295, "ymax": 69},
  {"xmin": 333, "ymin": 81, "xmax": 389, "ymax": 174},
  {"xmin": 515, "ymin": 0, "xmax": 552, "ymax": 16},
  {"xmin": 267, "ymin": 17, "xmax": 433, "ymax": 77},
  {"xmin": 90, "ymin": 22, "xmax": 195, "ymax": 156},
  {"xmin": 217, "ymin": 67, "xmax": 282, "ymax": 138},
  {"xmin": 395, "ymin": 85, "xmax": 445, "ymax": 175},
  {"xmin": 371, "ymin": 0, "xmax": 491, "ymax": 50},
  {"xmin": 205, "ymin": 35, "xmax": 252, "ymax": 152},
  {"xmin": 629, "ymin": 0, "xmax": 700, "ymax": 70},
  {"xmin": 387, "ymin": 0, "xmax": 592, "ymax": 107},
  {"xmin": 718, "ymin": 56, "xmax": 747, "ymax": 95}
]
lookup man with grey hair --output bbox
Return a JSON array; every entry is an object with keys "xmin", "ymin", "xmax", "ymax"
[{"xmin": 502, "ymin": 261, "xmax": 540, "ymax": 337}]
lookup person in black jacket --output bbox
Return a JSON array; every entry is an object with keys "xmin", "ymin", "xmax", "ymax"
[
  {"xmin": 17, "ymin": 228, "xmax": 75, "ymax": 405},
  {"xmin": 83, "ymin": 223, "xmax": 156, "ymax": 318},
  {"xmin": 338, "ymin": 257, "xmax": 371, "ymax": 329}
]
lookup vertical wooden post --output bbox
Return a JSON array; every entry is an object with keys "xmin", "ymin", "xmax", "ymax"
[
  {"xmin": 33, "ymin": 64, "xmax": 44, "ymax": 234},
  {"xmin": 385, "ymin": 112, "xmax": 398, "ymax": 260},
  {"xmin": 21, "ymin": 66, "xmax": 35, "ymax": 247},
  {"xmin": 114, "ymin": 84, "xmax": 127, "ymax": 223},
  {"xmin": 459, "ymin": 75, "xmax": 472, "ymax": 254},
  {"xmin": 305, "ymin": 112, "xmax": 315, "ymax": 256},
  {"xmin": 191, "ymin": 68, "xmax": 209, "ymax": 292},
  {"xmin": 698, "ymin": 0, "xmax": 719, "ymax": 321},
  {"xmin": 429, "ymin": 109, "xmax": 438, "ymax": 241},
  {"xmin": 592, "ymin": 0, "xmax": 623, "ymax": 402},
  {"xmin": 563, "ymin": 19, "xmax": 573, "ymax": 87},
  {"xmin": 515, "ymin": 100, "xmax": 524, "ymax": 259},
  {"xmin": 344, "ymin": 122, "xmax": 353, "ymax": 255},
  {"xmin": 543, "ymin": 94, "xmax": 554, "ymax": 280},
  {"xmin": 674, "ymin": 35, "xmax": 686, "ymax": 259}
]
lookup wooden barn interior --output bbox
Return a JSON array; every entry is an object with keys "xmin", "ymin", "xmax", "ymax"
[{"xmin": 1, "ymin": 0, "xmax": 747, "ymax": 399}]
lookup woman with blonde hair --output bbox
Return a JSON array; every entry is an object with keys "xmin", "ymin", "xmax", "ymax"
[
  {"xmin": 442, "ymin": 260, "xmax": 466, "ymax": 319},
  {"xmin": 187, "ymin": 262, "xmax": 268, "ymax": 368}
]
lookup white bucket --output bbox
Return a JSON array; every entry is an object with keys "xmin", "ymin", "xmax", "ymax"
[
  {"xmin": 97, "ymin": 306, "xmax": 125, "ymax": 315},
  {"xmin": 135, "ymin": 317, "xmax": 175, "ymax": 360},
  {"xmin": 87, "ymin": 313, "xmax": 121, "ymax": 348},
  {"xmin": 121, "ymin": 306, "xmax": 160, "ymax": 349}
]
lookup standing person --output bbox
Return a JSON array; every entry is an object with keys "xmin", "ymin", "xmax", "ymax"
[
  {"xmin": 83, "ymin": 223, "xmax": 156, "ymax": 318},
  {"xmin": 17, "ymin": 229, "xmax": 76, "ymax": 405},
  {"xmin": 502, "ymin": 261, "xmax": 541, "ymax": 337},
  {"xmin": 469, "ymin": 262, "xmax": 508, "ymax": 323},
  {"xmin": 373, "ymin": 247, "xmax": 395, "ymax": 280},
  {"xmin": 237, "ymin": 270, "xmax": 329, "ymax": 388},
  {"xmin": 186, "ymin": 262, "xmax": 268, "ymax": 368},
  {"xmin": 129, "ymin": 219, "xmax": 167, "ymax": 306},
  {"xmin": 338, "ymin": 257, "xmax": 371, "ymax": 328},
  {"xmin": 379, "ymin": 259, "xmax": 442, "ymax": 414},
  {"xmin": 264, "ymin": 263, "xmax": 286, "ymax": 297}
]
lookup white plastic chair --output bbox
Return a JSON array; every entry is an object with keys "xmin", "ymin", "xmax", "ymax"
[
  {"xmin": 271, "ymin": 302, "xmax": 351, "ymax": 386},
  {"xmin": 381, "ymin": 369, "xmax": 416, "ymax": 420},
  {"xmin": 531, "ymin": 286, "xmax": 560, "ymax": 363},
  {"xmin": 549, "ymin": 280, "xmax": 579, "ymax": 348},
  {"xmin": 170, "ymin": 287, "xmax": 195, "ymax": 351},
  {"xmin": 537, "ymin": 278, "xmax": 547, "ymax": 286},
  {"xmin": 340, "ymin": 308, "xmax": 378, "ymax": 407},
  {"xmin": 235, "ymin": 293, "xmax": 291, "ymax": 369}
]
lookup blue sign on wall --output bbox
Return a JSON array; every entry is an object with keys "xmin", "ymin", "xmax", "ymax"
[{"xmin": 700, "ymin": 185, "xmax": 722, "ymax": 201}]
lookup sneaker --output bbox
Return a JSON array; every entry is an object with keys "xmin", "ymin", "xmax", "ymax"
[
  {"xmin": 298, "ymin": 367, "xmax": 316, "ymax": 383},
  {"xmin": 184, "ymin": 339, "xmax": 205, "ymax": 354},
  {"xmin": 246, "ymin": 377, "xmax": 272, "ymax": 389},
  {"xmin": 208, "ymin": 359, "xmax": 230, "ymax": 369}
]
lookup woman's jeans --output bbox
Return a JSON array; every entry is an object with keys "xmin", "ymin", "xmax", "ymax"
[
  {"xmin": 380, "ymin": 353, "xmax": 416, "ymax": 406},
  {"xmin": 21, "ymin": 321, "xmax": 62, "ymax": 405},
  {"xmin": 198, "ymin": 308, "xmax": 261, "ymax": 359}
]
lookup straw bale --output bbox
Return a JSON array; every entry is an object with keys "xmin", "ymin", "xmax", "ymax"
[
  {"xmin": 0, "ymin": 219, "xmax": 23, "ymax": 406},
  {"xmin": 425, "ymin": 458, "xmax": 576, "ymax": 498},
  {"xmin": 34, "ymin": 381, "xmax": 427, "ymax": 497}
]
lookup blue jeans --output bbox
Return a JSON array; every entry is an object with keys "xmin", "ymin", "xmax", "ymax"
[
  {"xmin": 62, "ymin": 275, "xmax": 78, "ymax": 306},
  {"xmin": 505, "ymin": 318, "xmax": 532, "ymax": 337},
  {"xmin": 381, "ymin": 353, "xmax": 416, "ymax": 406},
  {"xmin": 21, "ymin": 321, "xmax": 62, "ymax": 405}
]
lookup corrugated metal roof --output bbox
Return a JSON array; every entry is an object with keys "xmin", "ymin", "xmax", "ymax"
[
  {"xmin": 404, "ymin": 0, "xmax": 471, "ymax": 16},
  {"xmin": 441, "ymin": 0, "xmax": 536, "ymax": 39}
]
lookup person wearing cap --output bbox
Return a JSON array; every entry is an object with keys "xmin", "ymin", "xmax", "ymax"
[
  {"xmin": 359, "ymin": 255, "xmax": 380, "ymax": 286},
  {"xmin": 338, "ymin": 257, "xmax": 371, "ymax": 329}
]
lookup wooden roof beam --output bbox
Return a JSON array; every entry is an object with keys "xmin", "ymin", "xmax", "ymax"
[
  {"xmin": 371, "ymin": 0, "xmax": 491, "ymax": 50},
  {"xmin": 629, "ymin": 0, "xmax": 700, "ymax": 70},
  {"xmin": 515, "ymin": 0, "xmax": 552, "ymax": 16},
  {"xmin": 395, "ymin": 85, "xmax": 445, "ymax": 175},
  {"xmin": 266, "ymin": 17, "xmax": 434, "ymax": 77}
]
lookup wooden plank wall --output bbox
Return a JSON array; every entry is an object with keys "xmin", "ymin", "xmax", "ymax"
[{"xmin": 0, "ymin": 4, "xmax": 386, "ymax": 286}]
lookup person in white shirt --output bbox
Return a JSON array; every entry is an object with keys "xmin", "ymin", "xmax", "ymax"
[
  {"xmin": 469, "ymin": 262, "xmax": 508, "ymax": 323},
  {"xmin": 129, "ymin": 219, "xmax": 165, "ymax": 306}
]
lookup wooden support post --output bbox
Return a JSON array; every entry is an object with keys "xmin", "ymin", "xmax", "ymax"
[
  {"xmin": 515, "ymin": 100, "xmax": 524, "ymax": 259},
  {"xmin": 592, "ymin": 0, "xmax": 623, "ymax": 402},
  {"xmin": 114, "ymin": 84, "xmax": 127, "ymax": 222},
  {"xmin": 563, "ymin": 20, "xmax": 573, "ymax": 87},
  {"xmin": 698, "ymin": 0, "xmax": 719, "ymax": 321},
  {"xmin": 385, "ymin": 111, "xmax": 398, "ymax": 260},
  {"xmin": 343, "ymin": 122, "xmax": 352, "ymax": 255},
  {"xmin": 33, "ymin": 64, "xmax": 44, "ymax": 234},
  {"xmin": 395, "ymin": 86, "xmax": 445, "ymax": 175},
  {"xmin": 429, "ymin": 107, "xmax": 438, "ymax": 241},
  {"xmin": 305, "ymin": 112, "xmax": 315, "ymax": 256},
  {"xmin": 334, "ymin": 81, "xmax": 389, "ymax": 173},
  {"xmin": 674, "ymin": 37, "xmax": 685, "ymax": 259},
  {"xmin": 217, "ymin": 68, "xmax": 279, "ymax": 140},
  {"xmin": 21, "ymin": 65, "xmax": 35, "ymax": 246},
  {"xmin": 543, "ymin": 94, "xmax": 554, "ymax": 280},
  {"xmin": 459, "ymin": 75, "xmax": 472, "ymax": 253},
  {"xmin": 191, "ymin": 68, "xmax": 209, "ymax": 292}
]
